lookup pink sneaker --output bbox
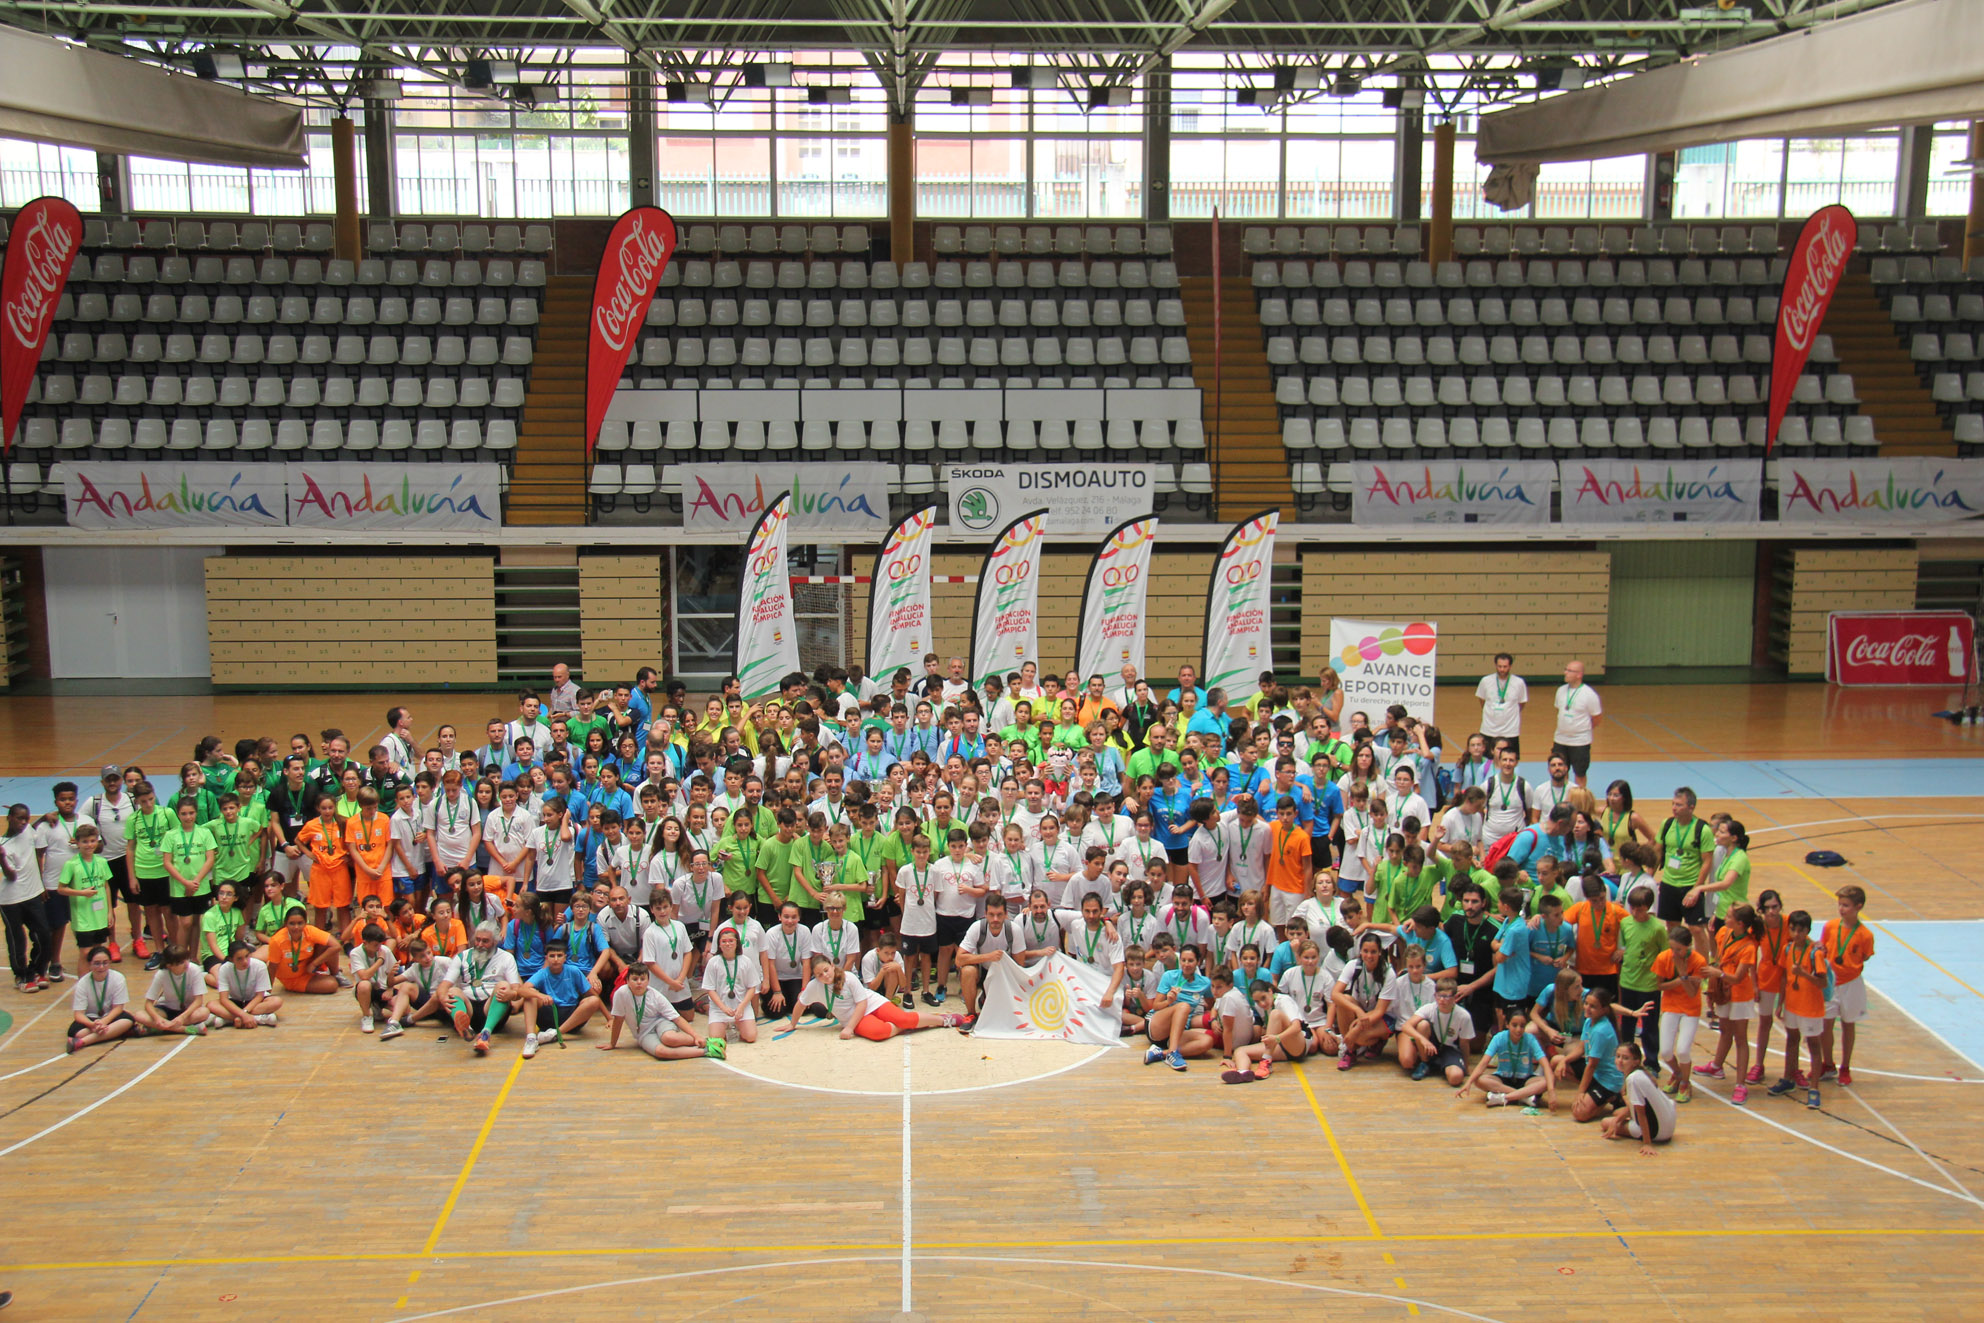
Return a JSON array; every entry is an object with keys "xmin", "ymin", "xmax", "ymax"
[
  {"xmin": 1692, "ymin": 1063, "xmax": 1726, "ymax": 1079},
  {"xmin": 1731, "ymin": 1084, "xmax": 1749, "ymax": 1105},
  {"xmin": 1837, "ymin": 1068, "xmax": 1853, "ymax": 1086},
  {"xmin": 1743, "ymin": 1065, "xmax": 1764, "ymax": 1084}
]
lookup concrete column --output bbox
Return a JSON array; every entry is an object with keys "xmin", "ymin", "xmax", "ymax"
[
  {"xmin": 1395, "ymin": 107, "xmax": 1424, "ymax": 223},
  {"xmin": 330, "ymin": 117, "xmax": 361, "ymax": 262},
  {"xmin": 1897, "ymin": 123, "xmax": 1935, "ymax": 220},
  {"xmin": 363, "ymin": 98, "xmax": 395, "ymax": 218},
  {"xmin": 628, "ymin": 67, "xmax": 656, "ymax": 208},
  {"xmin": 1428, "ymin": 120, "xmax": 1455, "ymax": 264},
  {"xmin": 1143, "ymin": 57, "xmax": 1171, "ymax": 221},
  {"xmin": 888, "ymin": 114, "xmax": 914, "ymax": 263},
  {"xmin": 1967, "ymin": 122, "xmax": 1984, "ymax": 266}
]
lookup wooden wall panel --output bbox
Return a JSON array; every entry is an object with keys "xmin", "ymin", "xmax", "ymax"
[
  {"xmin": 1783, "ymin": 546, "xmax": 1918, "ymax": 676},
  {"xmin": 1301, "ymin": 549, "xmax": 1612, "ymax": 680},
  {"xmin": 579, "ymin": 553, "xmax": 664, "ymax": 684},
  {"xmin": 205, "ymin": 554, "xmax": 497, "ymax": 687}
]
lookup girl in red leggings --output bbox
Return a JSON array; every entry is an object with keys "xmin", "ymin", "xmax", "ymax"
[{"xmin": 794, "ymin": 953, "xmax": 964, "ymax": 1041}]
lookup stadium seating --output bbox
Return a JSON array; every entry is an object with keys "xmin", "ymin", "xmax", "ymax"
[{"xmin": 1872, "ymin": 253, "xmax": 1984, "ymax": 456}]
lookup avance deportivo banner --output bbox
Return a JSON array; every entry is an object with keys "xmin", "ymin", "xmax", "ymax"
[
  {"xmin": 1077, "ymin": 515, "xmax": 1157, "ymax": 682},
  {"xmin": 672, "ymin": 462, "xmax": 892, "ymax": 534},
  {"xmin": 62, "ymin": 462, "xmax": 497, "ymax": 532},
  {"xmin": 1351, "ymin": 461, "xmax": 1554, "ymax": 526},
  {"xmin": 867, "ymin": 504, "xmax": 939, "ymax": 681},
  {"xmin": 1559, "ymin": 459, "xmax": 1763, "ymax": 524},
  {"xmin": 947, "ymin": 463, "xmax": 1156, "ymax": 538},
  {"xmin": 1, "ymin": 196, "xmax": 84, "ymax": 452},
  {"xmin": 586, "ymin": 206, "xmax": 677, "ymax": 455},
  {"xmin": 1331, "ymin": 618, "xmax": 1439, "ymax": 722},
  {"xmin": 1778, "ymin": 459, "xmax": 1984, "ymax": 524},
  {"xmin": 969, "ymin": 508, "xmax": 1047, "ymax": 683},
  {"xmin": 1769, "ymin": 205, "xmax": 1854, "ymax": 452},
  {"xmin": 733, "ymin": 493, "xmax": 800, "ymax": 702},
  {"xmin": 1202, "ymin": 509, "xmax": 1277, "ymax": 703}
]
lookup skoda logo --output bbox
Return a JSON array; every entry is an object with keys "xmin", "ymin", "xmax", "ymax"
[{"xmin": 958, "ymin": 486, "xmax": 1000, "ymax": 531}]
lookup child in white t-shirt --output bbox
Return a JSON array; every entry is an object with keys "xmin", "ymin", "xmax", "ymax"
[{"xmin": 603, "ymin": 966, "xmax": 710, "ymax": 1060}]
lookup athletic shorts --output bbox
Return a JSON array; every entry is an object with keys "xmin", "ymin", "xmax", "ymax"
[
  {"xmin": 200, "ymin": 954, "xmax": 224, "ymax": 972},
  {"xmin": 534, "ymin": 1002, "xmax": 579, "ymax": 1030},
  {"xmin": 1656, "ymin": 884, "xmax": 1709, "ymax": 926},
  {"xmin": 1780, "ymin": 1010, "xmax": 1825, "ymax": 1038},
  {"xmin": 860, "ymin": 898, "xmax": 900, "ymax": 933},
  {"xmin": 40, "ymin": 890, "xmax": 68, "ymax": 929},
  {"xmin": 169, "ymin": 892, "xmax": 214, "ymax": 919},
  {"xmin": 934, "ymin": 914, "xmax": 972, "ymax": 947},
  {"xmin": 136, "ymin": 873, "xmax": 171, "ymax": 908},
  {"xmin": 900, "ymin": 930, "xmax": 938, "ymax": 957},
  {"xmin": 1754, "ymin": 989, "xmax": 1782, "ymax": 1017},
  {"xmin": 73, "ymin": 927, "xmax": 110, "ymax": 951},
  {"xmin": 1430, "ymin": 1044, "xmax": 1466, "ymax": 1075},
  {"xmin": 1586, "ymin": 1081, "xmax": 1624, "ymax": 1111},
  {"xmin": 1495, "ymin": 994, "xmax": 1533, "ymax": 1020},
  {"xmin": 104, "ymin": 856, "xmax": 136, "ymax": 904},
  {"xmin": 1582, "ymin": 971, "xmax": 1620, "ymax": 998},
  {"xmin": 1626, "ymin": 1105, "xmax": 1666, "ymax": 1143},
  {"xmin": 393, "ymin": 876, "xmax": 419, "ymax": 896},
  {"xmin": 1550, "ymin": 741, "xmax": 1592, "ymax": 778},
  {"xmin": 1165, "ymin": 846, "xmax": 1190, "ymax": 866},
  {"xmin": 1267, "ymin": 889, "xmax": 1303, "ymax": 926},
  {"xmin": 68, "ymin": 1008, "xmax": 131, "ymax": 1040},
  {"xmin": 1714, "ymin": 1000, "xmax": 1756, "ymax": 1021},
  {"xmin": 1825, "ymin": 977, "xmax": 1868, "ymax": 1024}
]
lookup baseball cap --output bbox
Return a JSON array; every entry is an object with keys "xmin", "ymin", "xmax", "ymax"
[{"xmin": 100, "ymin": 765, "xmax": 121, "ymax": 780}]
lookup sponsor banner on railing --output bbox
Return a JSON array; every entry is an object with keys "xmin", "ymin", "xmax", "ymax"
[
  {"xmin": 673, "ymin": 463, "xmax": 893, "ymax": 534},
  {"xmin": 287, "ymin": 464, "xmax": 499, "ymax": 531},
  {"xmin": 1351, "ymin": 461, "xmax": 1555, "ymax": 526},
  {"xmin": 1558, "ymin": 458, "xmax": 1763, "ymax": 524},
  {"xmin": 1827, "ymin": 611, "xmax": 1974, "ymax": 686},
  {"xmin": 947, "ymin": 464, "xmax": 1157, "ymax": 539},
  {"xmin": 1777, "ymin": 459, "xmax": 1984, "ymax": 524},
  {"xmin": 64, "ymin": 462, "xmax": 286, "ymax": 530},
  {"xmin": 63, "ymin": 462, "xmax": 498, "ymax": 531}
]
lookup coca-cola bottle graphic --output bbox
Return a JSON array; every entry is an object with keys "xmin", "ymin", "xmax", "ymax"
[{"xmin": 1951, "ymin": 626, "xmax": 1968, "ymax": 679}]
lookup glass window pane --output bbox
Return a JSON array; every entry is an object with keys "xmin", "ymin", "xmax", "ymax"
[
  {"xmin": 1171, "ymin": 137, "xmax": 1278, "ymax": 218},
  {"xmin": 1928, "ymin": 127, "xmax": 1971, "ymax": 217},
  {"xmin": 1033, "ymin": 138, "xmax": 1142, "ymax": 218},
  {"xmin": 915, "ymin": 137, "xmax": 1026, "ymax": 218},
  {"xmin": 716, "ymin": 137, "xmax": 772, "ymax": 216},
  {"xmin": 2, "ymin": 141, "xmax": 100, "ymax": 211}
]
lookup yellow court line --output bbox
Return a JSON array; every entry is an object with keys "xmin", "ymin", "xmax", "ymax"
[
  {"xmin": 1774, "ymin": 862, "xmax": 1984, "ymax": 1004},
  {"xmin": 8, "ymin": 1227, "xmax": 1984, "ymax": 1276},
  {"xmin": 393, "ymin": 1052, "xmax": 524, "ymax": 1309},
  {"xmin": 1292, "ymin": 1059, "xmax": 1384, "ymax": 1239}
]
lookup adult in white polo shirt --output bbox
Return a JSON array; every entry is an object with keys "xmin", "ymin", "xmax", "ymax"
[
  {"xmin": 1550, "ymin": 660, "xmax": 1603, "ymax": 789},
  {"xmin": 1481, "ymin": 748, "xmax": 1534, "ymax": 848},
  {"xmin": 1474, "ymin": 653, "xmax": 1528, "ymax": 757}
]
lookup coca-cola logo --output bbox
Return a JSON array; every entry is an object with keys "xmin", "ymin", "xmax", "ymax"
[
  {"xmin": 2, "ymin": 208, "xmax": 78, "ymax": 346},
  {"xmin": 593, "ymin": 218, "xmax": 670, "ymax": 354},
  {"xmin": 1781, "ymin": 211, "xmax": 1851, "ymax": 354},
  {"xmin": 1843, "ymin": 634, "xmax": 1939, "ymax": 668}
]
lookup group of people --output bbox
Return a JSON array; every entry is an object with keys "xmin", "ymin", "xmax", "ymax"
[{"xmin": 0, "ymin": 652, "xmax": 1875, "ymax": 1151}]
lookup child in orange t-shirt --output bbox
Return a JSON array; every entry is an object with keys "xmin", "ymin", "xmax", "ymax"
[
  {"xmin": 296, "ymin": 797, "xmax": 352, "ymax": 930},
  {"xmin": 419, "ymin": 898, "xmax": 469, "ymax": 959},
  {"xmin": 265, "ymin": 911, "xmax": 341, "ymax": 995},
  {"xmin": 1769, "ymin": 909, "xmax": 1830, "ymax": 1109},
  {"xmin": 1564, "ymin": 873, "xmax": 1624, "ymax": 995},
  {"xmin": 1817, "ymin": 884, "xmax": 1874, "ymax": 1085},
  {"xmin": 1698, "ymin": 905, "xmax": 1760, "ymax": 1101},
  {"xmin": 1748, "ymin": 889, "xmax": 1789, "ymax": 1087},
  {"xmin": 341, "ymin": 894, "xmax": 392, "ymax": 951},
  {"xmin": 1264, "ymin": 799, "xmax": 1313, "ymax": 927},
  {"xmin": 344, "ymin": 790, "xmax": 395, "ymax": 910},
  {"xmin": 1650, "ymin": 923, "xmax": 1710, "ymax": 1102}
]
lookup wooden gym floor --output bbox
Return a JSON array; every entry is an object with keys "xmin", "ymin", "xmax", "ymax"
[{"xmin": 0, "ymin": 683, "xmax": 1981, "ymax": 1322}]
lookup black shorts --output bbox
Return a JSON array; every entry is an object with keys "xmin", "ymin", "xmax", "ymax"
[
  {"xmin": 534, "ymin": 1002, "xmax": 580, "ymax": 1030},
  {"xmin": 169, "ymin": 891, "xmax": 214, "ymax": 919},
  {"xmin": 1463, "ymin": 990, "xmax": 1497, "ymax": 1033},
  {"xmin": 137, "ymin": 873, "xmax": 171, "ymax": 907},
  {"xmin": 900, "ymin": 930, "xmax": 938, "ymax": 957},
  {"xmin": 1586, "ymin": 1081, "xmax": 1624, "ymax": 1111},
  {"xmin": 536, "ymin": 888, "xmax": 575, "ymax": 912},
  {"xmin": 1165, "ymin": 846, "xmax": 1190, "ymax": 866},
  {"xmin": 41, "ymin": 890, "xmax": 69, "ymax": 930},
  {"xmin": 1550, "ymin": 742, "xmax": 1592, "ymax": 778},
  {"xmin": 1430, "ymin": 1044, "xmax": 1466, "ymax": 1075},
  {"xmin": 68, "ymin": 1008, "xmax": 131, "ymax": 1040},
  {"xmin": 794, "ymin": 906, "xmax": 824, "ymax": 932},
  {"xmin": 860, "ymin": 898, "xmax": 899, "ymax": 933},
  {"xmin": 1495, "ymin": 994, "xmax": 1533, "ymax": 1020},
  {"xmin": 1583, "ymin": 971, "xmax": 1621, "ymax": 998},
  {"xmin": 108, "ymin": 856, "xmax": 137, "ymax": 904},
  {"xmin": 752, "ymin": 900, "xmax": 781, "ymax": 928},
  {"xmin": 1498, "ymin": 737, "xmax": 1522, "ymax": 758},
  {"xmin": 1656, "ymin": 884, "xmax": 1709, "ymax": 925},
  {"xmin": 73, "ymin": 927, "xmax": 110, "ymax": 952},
  {"xmin": 934, "ymin": 914, "xmax": 972, "ymax": 947},
  {"xmin": 201, "ymin": 954, "xmax": 224, "ymax": 972}
]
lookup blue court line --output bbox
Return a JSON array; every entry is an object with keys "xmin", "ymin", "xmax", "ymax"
[{"xmin": 1861, "ymin": 921, "xmax": 1984, "ymax": 1075}]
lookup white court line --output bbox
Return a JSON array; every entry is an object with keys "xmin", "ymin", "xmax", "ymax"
[
  {"xmin": 1845, "ymin": 1084, "xmax": 1981, "ymax": 1205},
  {"xmin": 1746, "ymin": 813, "xmax": 1984, "ymax": 837},
  {"xmin": 900, "ymin": 1037, "xmax": 912, "ymax": 1315},
  {"xmin": 0, "ymin": 1053, "xmax": 65, "ymax": 1084},
  {"xmin": 710, "ymin": 1043, "xmax": 1110, "ymax": 1097},
  {"xmin": 0, "ymin": 1035, "xmax": 192, "ymax": 1160},
  {"xmin": 1691, "ymin": 1080, "xmax": 1984, "ymax": 1210},
  {"xmin": 1760, "ymin": 1046, "xmax": 1983, "ymax": 1084},
  {"xmin": 383, "ymin": 1254, "xmax": 1512, "ymax": 1323},
  {"xmin": 0, "ymin": 1000, "xmax": 64, "ymax": 1057}
]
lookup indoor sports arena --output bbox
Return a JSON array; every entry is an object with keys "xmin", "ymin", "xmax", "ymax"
[{"xmin": 2, "ymin": 0, "xmax": 1983, "ymax": 1318}]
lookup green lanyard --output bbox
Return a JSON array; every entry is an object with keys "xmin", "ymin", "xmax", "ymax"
[
  {"xmin": 1563, "ymin": 683, "xmax": 1582, "ymax": 712},
  {"xmin": 779, "ymin": 928, "xmax": 800, "ymax": 969},
  {"xmin": 89, "ymin": 975, "xmax": 111, "ymax": 1018},
  {"xmin": 722, "ymin": 956, "xmax": 740, "ymax": 997},
  {"xmin": 1083, "ymin": 922, "xmax": 1104, "ymax": 964},
  {"xmin": 908, "ymin": 867, "xmax": 930, "ymax": 905}
]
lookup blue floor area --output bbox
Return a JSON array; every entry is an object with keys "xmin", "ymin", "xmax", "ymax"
[
  {"xmin": 1556, "ymin": 758, "xmax": 1984, "ymax": 800},
  {"xmin": 1864, "ymin": 921, "xmax": 1984, "ymax": 1074}
]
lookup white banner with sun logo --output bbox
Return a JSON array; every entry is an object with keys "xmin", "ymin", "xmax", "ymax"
[{"xmin": 971, "ymin": 953, "xmax": 1123, "ymax": 1047}]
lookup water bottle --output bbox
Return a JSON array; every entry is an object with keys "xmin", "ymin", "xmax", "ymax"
[{"xmin": 1952, "ymin": 626, "xmax": 1969, "ymax": 680}]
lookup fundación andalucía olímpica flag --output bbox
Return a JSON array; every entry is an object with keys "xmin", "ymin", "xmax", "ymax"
[
  {"xmin": 971, "ymin": 953, "xmax": 1123, "ymax": 1047},
  {"xmin": 733, "ymin": 492, "xmax": 800, "ymax": 702},
  {"xmin": 969, "ymin": 507, "xmax": 1048, "ymax": 683},
  {"xmin": 1201, "ymin": 509, "xmax": 1279, "ymax": 704},
  {"xmin": 1077, "ymin": 515, "xmax": 1157, "ymax": 681},
  {"xmin": 866, "ymin": 503, "xmax": 939, "ymax": 681}
]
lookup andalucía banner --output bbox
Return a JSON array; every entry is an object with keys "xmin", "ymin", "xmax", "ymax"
[
  {"xmin": 969, "ymin": 507, "xmax": 1048, "ymax": 683},
  {"xmin": 1558, "ymin": 458, "xmax": 1762, "ymax": 524},
  {"xmin": 1350, "ymin": 460, "xmax": 1554, "ymax": 526},
  {"xmin": 1077, "ymin": 515, "xmax": 1157, "ymax": 682},
  {"xmin": 971, "ymin": 953, "xmax": 1123, "ymax": 1047},
  {"xmin": 1778, "ymin": 458, "xmax": 1984, "ymax": 524},
  {"xmin": 1, "ymin": 195, "xmax": 83, "ymax": 451},
  {"xmin": 867, "ymin": 503, "xmax": 939, "ymax": 681},
  {"xmin": 586, "ymin": 206, "xmax": 677, "ymax": 455},
  {"xmin": 1202, "ymin": 509, "xmax": 1278, "ymax": 703},
  {"xmin": 733, "ymin": 492, "xmax": 800, "ymax": 702}
]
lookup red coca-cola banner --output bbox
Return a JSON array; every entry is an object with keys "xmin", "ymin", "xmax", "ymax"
[
  {"xmin": 585, "ymin": 206, "xmax": 677, "ymax": 455},
  {"xmin": 1, "ymin": 196, "xmax": 85, "ymax": 452},
  {"xmin": 1827, "ymin": 610, "xmax": 1974, "ymax": 686},
  {"xmin": 1766, "ymin": 204, "xmax": 1854, "ymax": 454}
]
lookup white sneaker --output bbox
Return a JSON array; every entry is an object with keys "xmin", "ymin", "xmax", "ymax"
[
  {"xmin": 206, "ymin": 1015, "xmax": 226, "ymax": 1031},
  {"xmin": 1486, "ymin": 1092, "xmax": 1508, "ymax": 1107},
  {"xmin": 360, "ymin": 1014, "xmax": 375, "ymax": 1034},
  {"xmin": 255, "ymin": 1013, "xmax": 277, "ymax": 1026},
  {"xmin": 522, "ymin": 1032, "xmax": 539, "ymax": 1060},
  {"xmin": 379, "ymin": 1019, "xmax": 404, "ymax": 1040}
]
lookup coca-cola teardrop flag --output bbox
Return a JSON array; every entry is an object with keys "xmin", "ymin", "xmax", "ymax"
[
  {"xmin": 585, "ymin": 206, "xmax": 678, "ymax": 455},
  {"xmin": 1766, "ymin": 205, "xmax": 1854, "ymax": 454},
  {"xmin": 1, "ymin": 196, "xmax": 85, "ymax": 452}
]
